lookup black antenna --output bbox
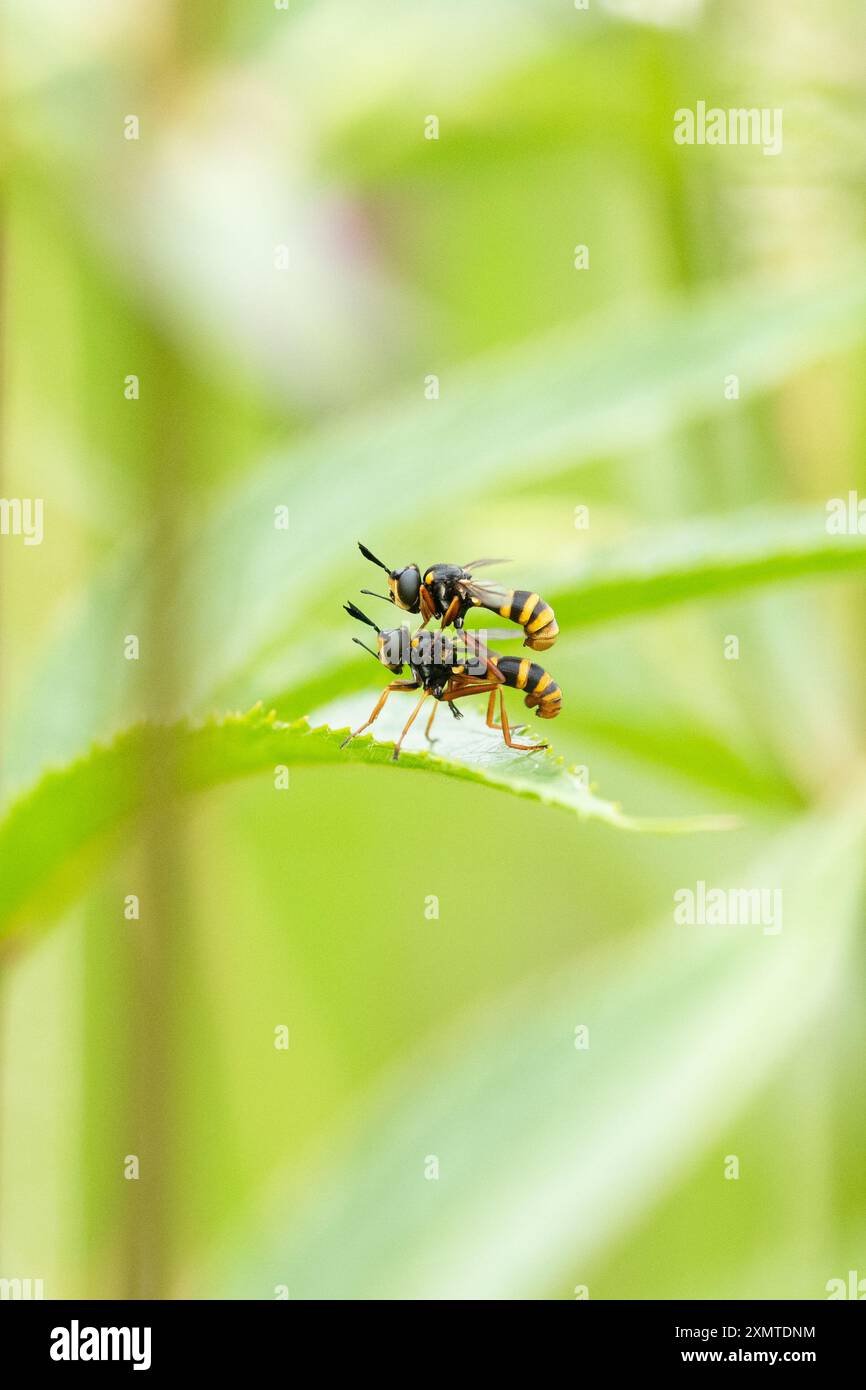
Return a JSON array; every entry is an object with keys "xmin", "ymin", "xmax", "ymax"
[
  {"xmin": 360, "ymin": 587, "xmax": 394, "ymax": 604},
  {"xmin": 343, "ymin": 601, "xmax": 381, "ymax": 632},
  {"xmin": 358, "ymin": 541, "xmax": 391, "ymax": 573},
  {"xmin": 352, "ymin": 637, "xmax": 380, "ymax": 660}
]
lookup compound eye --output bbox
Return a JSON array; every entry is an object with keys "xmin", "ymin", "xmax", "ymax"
[{"xmin": 395, "ymin": 566, "xmax": 421, "ymax": 609}]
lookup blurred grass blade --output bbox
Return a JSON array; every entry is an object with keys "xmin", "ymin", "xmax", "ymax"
[
  {"xmin": 0, "ymin": 703, "xmax": 737, "ymax": 949},
  {"xmin": 549, "ymin": 508, "xmax": 866, "ymax": 632},
  {"xmin": 181, "ymin": 264, "xmax": 866, "ymax": 701},
  {"xmin": 201, "ymin": 791, "xmax": 866, "ymax": 1299}
]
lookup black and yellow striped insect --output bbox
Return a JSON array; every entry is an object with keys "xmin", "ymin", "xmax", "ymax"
[
  {"xmin": 357, "ymin": 542, "xmax": 559, "ymax": 651},
  {"xmin": 341, "ymin": 602, "xmax": 561, "ymax": 760}
]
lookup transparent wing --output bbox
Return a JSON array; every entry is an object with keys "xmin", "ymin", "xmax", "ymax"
[
  {"xmin": 459, "ymin": 577, "xmax": 513, "ymax": 610},
  {"xmin": 462, "ymin": 556, "xmax": 512, "ymax": 570}
]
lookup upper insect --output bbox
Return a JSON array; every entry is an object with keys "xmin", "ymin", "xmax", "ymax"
[
  {"xmin": 357, "ymin": 541, "xmax": 559, "ymax": 651},
  {"xmin": 357, "ymin": 543, "xmax": 423, "ymax": 613}
]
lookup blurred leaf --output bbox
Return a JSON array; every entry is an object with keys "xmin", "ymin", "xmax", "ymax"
[
  {"xmin": 566, "ymin": 707, "xmax": 807, "ymax": 812},
  {"xmin": 181, "ymin": 262, "xmax": 866, "ymax": 703},
  {"xmin": 548, "ymin": 508, "xmax": 866, "ymax": 631},
  {"xmin": 0, "ymin": 701, "xmax": 738, "ymax": 951},
  {"xmin": 202, "ymin": 790, "xmax": 866, "ymax": 1299}
]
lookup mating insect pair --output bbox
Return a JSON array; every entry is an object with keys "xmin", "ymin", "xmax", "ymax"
[{"xmin": 341, "ymin": 542, "xmax": 562, "ymax": 760}]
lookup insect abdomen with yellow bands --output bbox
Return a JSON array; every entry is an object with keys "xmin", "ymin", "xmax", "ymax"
[
  {"xmin": 490, "ymin": 656, "xmax": 562, "ymax": 719},
  {"xmin": 496, "ymin": 589, "xmax": 559, "ymax": 651}
]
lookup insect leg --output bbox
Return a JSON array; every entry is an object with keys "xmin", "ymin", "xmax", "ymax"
[
  {"xmin": 443, "ymin": 679, "xmax": 499, "ymax": 700},
  {"xmin": 424, "ymin": 701, "xmax": 440, "ymax": 741},
  {"xmin": 439, "ymin": 595, "xmax": 462, "ymax": 628},
  {"xmin": 340, "ymin": 680, "xmax": 419, "ymax": 748},
  {"xmin": 418, "ymin": 584, "xmax": 435, "ymax": 624},
  {"xmin": 483, "ymin": 687, "xmax": 528, "ymax": 735},
  {"xmin": 497, "ymin": 687, "xmax": 547, "ymax": 753},
  {"xmin": 391, "ymin": 689, "xmax": 431, "ymax": 760},
  {"xmin": 485, "ymin": 689, "xmax": 501, "ymax": 729}
]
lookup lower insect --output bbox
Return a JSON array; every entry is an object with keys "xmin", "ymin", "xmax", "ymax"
[{"xmin": 340, "ymin": 603, "xmax": 561, "ymax": 760}]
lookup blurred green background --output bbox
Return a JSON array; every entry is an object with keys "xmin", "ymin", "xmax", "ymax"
[{"xmin": 1, "ymin": 0, "xmax": 865, "ymax": 1300}]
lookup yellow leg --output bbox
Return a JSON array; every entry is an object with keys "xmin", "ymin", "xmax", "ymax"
[
  {"xmin": 340, "ymin": 681, "xmax": 418, "ymax": 748},
  {"xmin": 498, "ymin": 689, "xmax": 546, "ymax": 753},
  {"xmin": 424, "ymin": 701, "xmax": 440, "ymax": 741},
  {"xmin": 439, "ymin": 595, "xmax": 461, "ymax": 627},
  {"xmin": 444, "ymin": 680, "xmax": 499, "ymax": 700},
  {"xmin": 392, "ymin": 689, "xmax": 431, "ymax": 760},
  {"xmin": 486, "ymin": 691, "xmax": 527, "ymax": 735}
]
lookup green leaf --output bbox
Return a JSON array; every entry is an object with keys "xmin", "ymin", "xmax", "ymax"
[
  {"xmin": 0, "ymin": 702, "xmax": 737, "ymax": 949},
  {"xmin": 3, "ymin": 502, "xmax": 856, "ymax": 947},
  {"xmin": 198, "ymin": 793, "xmax": 866, "ymax": 1300},
  {"xmin": 308, "ymin": 692, "xmax": 737, "ymax": 833}
]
